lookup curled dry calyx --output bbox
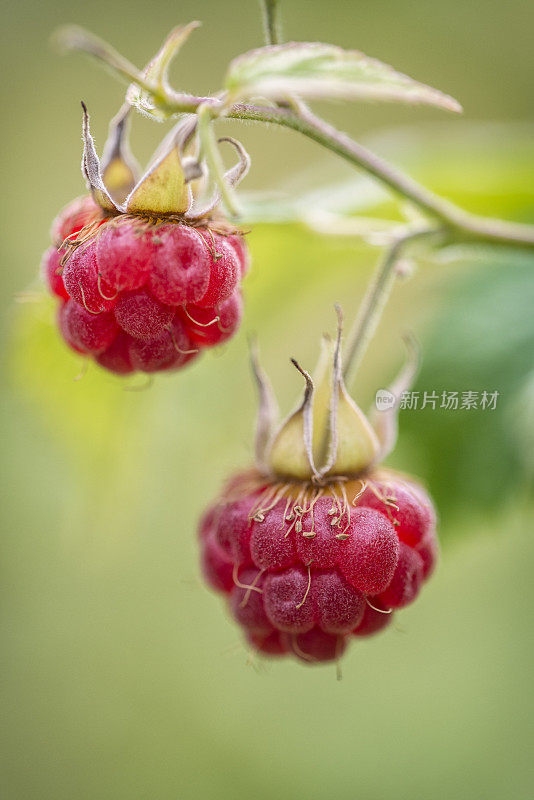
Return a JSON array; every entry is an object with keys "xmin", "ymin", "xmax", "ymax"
[
  {"xmin": 199, "ymin": 313, "xmax": 438, "ymax": 666},
  {"xmin": 42, "ymin": 103, "xmax": 251, "ymax": 375}
]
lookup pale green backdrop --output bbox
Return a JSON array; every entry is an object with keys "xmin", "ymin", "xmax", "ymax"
[{"xmin": 1, "ymin": 2, "xmax": 534, "ymax": 798}]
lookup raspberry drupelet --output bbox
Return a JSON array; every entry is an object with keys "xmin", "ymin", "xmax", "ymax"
[
  {"xmin": 198, "ymin": 323, "xmax": 438, "ymax": 667},
  {"xmin": 42, "ymin": 104, "xmax": 250, "ymax": 375}
]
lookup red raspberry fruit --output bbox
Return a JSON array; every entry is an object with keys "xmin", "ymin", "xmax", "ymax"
[
  {"xmin": 199, "ymin": 469, "xmax": 438, "ymax": 665},
  {"xmin": 43, "ymin": 209, "xmax": 249, "ymax": 375},
  {"xmin": 51, "ymin": 195, "xmax": 102, "ymax": 249},
  {"xmin": 41, "ymin": 247, "xmax": 69, "ymax": 302}
]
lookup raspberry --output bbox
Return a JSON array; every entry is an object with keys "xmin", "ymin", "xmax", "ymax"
[
  {"xmin": 284, "ymin": 628, "xmax": 346, "ymax": 664},
  {"xmin": 114, "ymin": 288, "xmax": 174, "ymax": 341},
  {"xmin": 148, "ymin": 225, "xmax": 212, "ymax": 306},
  {"xmin": 199, "ymin": 469, "xmax": 438, "ymax": 665},
  {"xmin": 226, "ymin": 233, "xmax": 250, "ymax": 277},
  {"xmin": 61, "ymin": 239, "xmax": 116, "ymax": 314},
  {"xmin": 58, "ymin": 300, "xmax": 117, "ymax": 355},
  {"xmin": 51, "ymin": 195, "xmax": 102, "ymax": 247},
  {"xmin": 230, "ymin": 567, "xmax": 272, "ymax": 635},
  {"xmin": 246, "ymin": 630, "xmax": 288, "ymax": 657},
  {"xmin": 359, "ymin": 479, "xmax": 436, "ymax": 548},
  {"xmin": 194, "ymin": 234, "xmax": 239, "ymax": 308},
  {"xmin": 352, "ymin": 603, "xmax": 393, "ymax": 637},
  {"xmin": 96, "ymin": 332, "xmax": 134, "ymax": 375},
  {"xmin": 95, "ymin": 224, "xmax": 153, "ymax": 292},
  {"xmin": 201, "ymin": 533, "xmax": 235, "ymax": 594},
  {"xmin": 128, "ymin": 318, "xmax": 197, "ymax": 373},
  {"xmin": 41, "ymin": 247, "xmax": 69, "ymax": 301},
  {"xmin": 183, "ymin": 291, "xmax": 243, "ymax": 347},
  {"xmin": 43, "ymin": 210, "xmax": 249, "ymax": 375},
  {"xmin": 43, "ymin": 106, "xmax": 251, "ymax": 375}
]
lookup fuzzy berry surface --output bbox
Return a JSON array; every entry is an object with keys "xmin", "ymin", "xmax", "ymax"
[
  {"xmin": 43, "ymin": 196, "xmax": 249, "ymax": 375},
  {"xmin": 199, "ymin": 468, "xmax": 438, "ymax": 665}
]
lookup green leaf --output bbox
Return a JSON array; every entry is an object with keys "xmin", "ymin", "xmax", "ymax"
[{"xmin": 225, "ymin": 42, "xmax": 462, "ymax": 112}]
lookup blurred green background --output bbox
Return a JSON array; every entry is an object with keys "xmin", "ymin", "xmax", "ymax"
[{"xmin": 1, "ymin": 1, "xmax": 534, "ymax": 798}]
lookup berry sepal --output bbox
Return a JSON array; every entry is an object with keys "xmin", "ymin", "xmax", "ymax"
[{"xmin": 256, "ymin": 310, "xmax": 417, "ymax": 484}]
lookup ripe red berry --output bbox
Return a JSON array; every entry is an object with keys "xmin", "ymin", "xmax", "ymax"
[
  {"xmin": 246, "ymin": 630, "xmax": 288, "ymax": 657},
  {"xmin": 230, "ymin": 567, "xmax": 272, "ymax": 635},
  {"xmin": 226, "ymin": 233, "xmax": 250, "ymax": 277},
  {"xmin": 148, "ymin": 225, "xmax": 212, "ymax": 306},
  {"xmin": 41, "ymin": 247, "xmax": 69, "ymax": 301},
  {"xmin": 114, "ymin": 288, "xmax": 174, "ymax": 341},
  {"xmin": 199, "ymin": 469, "xmax": 438, "ymax": 665},
  {"xmin": 352, "ymin": 602, "xmax": 393, "ymax": 637},
  {"xmin": 194, "ymin": 234, "xmax": 239, "ymax": 308},
  {"xmin": 183, "ymin": 291, "xmax": 243, "ymax": 347},
  {"xmin": 42, "ymin": 202, "xmax": 249, "ymax": 375},
  {"xmin": 359, "ymin": 479, "xmax": 436, "ymax": 548},
  {"xmin": 96, "ymin": 332, "xmax": 134, "ymax": 375},
  {"xmin": 201, "ymin": 533, "xmax": 235, "ymax": 594},
  {"xmin": 284, "ymin": 627, "xmax": 346, "ymax": 664},
  {"xmin": 51, "ymin": 195, "xmax": 102, "ymax": 248},
  {"xmin": 61, "ymin": 239, "xmax": 116, "ymax": 314},
  {"xmin": 376, "ymin": 543, "xmax": 424, "ymax": 609},
  {"xmin": 58, "ymin": 300, "xmax": 117, "ymax": 355},
  {"xmin": 95, "ymin": 224, "xmax": 153, "ymax": 292}
]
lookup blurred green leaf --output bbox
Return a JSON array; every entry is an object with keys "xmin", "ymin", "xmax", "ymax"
[
  {"xmin": 225, "ymin": 42, "xmax": 462, "ymax": 111},
  {"xmin": 399, "ymin": 253, "xmax": 534, "ymax": 524},
  {"xmin": 9, "ymin": 295, "xmax": 149, "ymax": 472}
]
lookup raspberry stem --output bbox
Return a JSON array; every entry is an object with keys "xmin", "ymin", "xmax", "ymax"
[
  {"xmin": 56, "ymin": 25, "xmax": 534, "ymax": 250},
  {"xmin": 197, "ymin": 104, "xmax": 242, "ymax": 219},
  {"xmin": 342, "ymin": 226, "xmax": 441, "ymax": 386},
  {"xmin": 261, "ymin": 0, "xmax": 282, "ymax": 46}
]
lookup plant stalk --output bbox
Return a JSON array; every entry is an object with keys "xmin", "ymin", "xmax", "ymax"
[
  {"xmin": 155, "ymin": 94, "xmax": 534, "ymax": 249},
  {"xmin": 58, "ymin": 28, "xmax": 534, "ymax": 251},
  {"xmin": 260, "ymin": 1, "xmax": 282, "ymax": 45},
  {"xmin": 342, "ymin": 227, "xmax": 440, "ymax": 386}
]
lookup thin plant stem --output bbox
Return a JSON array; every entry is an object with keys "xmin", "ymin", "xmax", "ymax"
[
  {"xmin": 197, "ymin": 104, "xmax": 241, "ymax": 218},
  {"xmin": 260, "ymin": 0, "xmax": 282, "ymax": 45},
  {"xmin": 58, "ymin": 28, "xmax": 534, "ymax": 251},
  {"xmin": 156, "ymin": 96, "xmax": 534, "ymax": 250},
  {"xmin": 342, "ymin": 227, "xmax": 440, "ymax": 386}
]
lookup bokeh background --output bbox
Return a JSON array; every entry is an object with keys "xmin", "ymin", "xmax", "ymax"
[{"xmin": 2, "ymin": 1, "xmax": 534, "ymax": 798}]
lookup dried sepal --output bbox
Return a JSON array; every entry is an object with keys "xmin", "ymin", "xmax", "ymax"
[
  {"xmin": 125, "ymin": 135, "xmax": 190, "ymax": 216},
  {"xmin": 268, "ymin": 359, "xmax": 319, "ymax": 481},
  {"xmin": 261, "ymin": 307, "xmax": 384, "ymax": 483},
  {"xmin": 250, "ymin": 340, "xmax": 279, "ymax": 472},
  {"xmin": 101, "ymin": 103, "xmax": 140, "ymax": 204},
  {"xmin": 147, "ymin": 115, "xmax": 198, "ymax": 169},
  {"xmin": 80, "ymin": 102, "xmax": 120, "ymax": 213},
  {"xmin": 314, "ymin": 308, "xmax": 380, "ymax": 479},
  {"xmin": 218, "ymin": 137, "xmax": 251, "ymax": 189},
  {"xmin": 369, "ymin": 334, "xmax": 420, "ymax": 462},
  {"xmin": 186, "ymin": 136, "xmax": 251, "ymax": 221}
]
